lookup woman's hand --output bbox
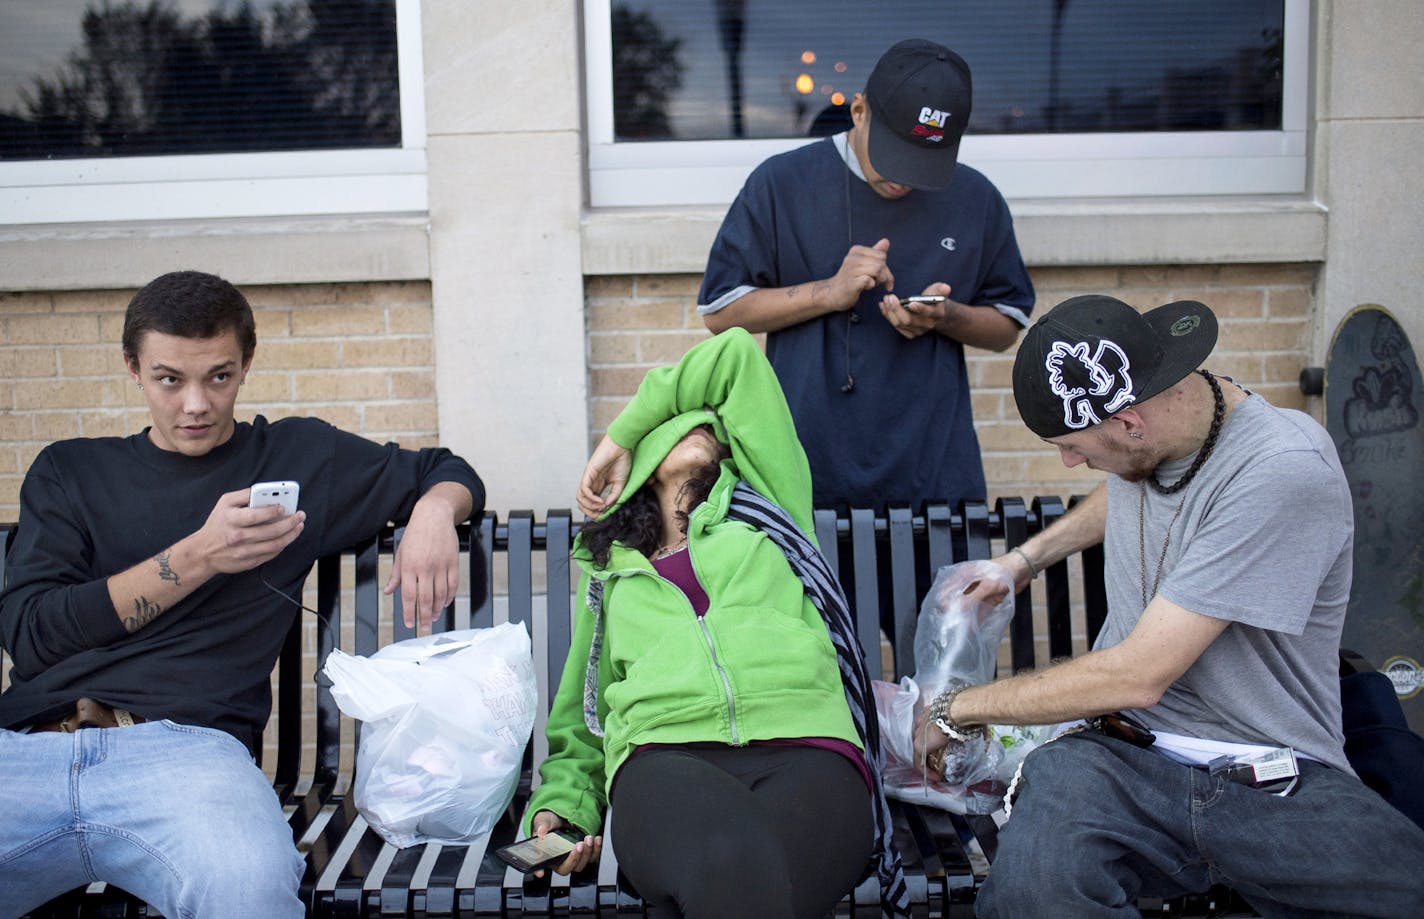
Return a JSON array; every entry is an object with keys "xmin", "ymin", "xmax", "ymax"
[
  {"xmin": 530, "ymin": 810, "xmax": 602, "ymax": 878},
  {"xmin": 578, "ymin": 435, "xmax": 632, "ymax": 517}
]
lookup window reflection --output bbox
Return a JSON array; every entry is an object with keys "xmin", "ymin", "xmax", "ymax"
[
  {"xmin": 610, "ymin": 0, "xmax": 1283, "ymax": 142},
  {"xmin": 0, "ymin": 0, "xmax": 400, "ymax": 161}
]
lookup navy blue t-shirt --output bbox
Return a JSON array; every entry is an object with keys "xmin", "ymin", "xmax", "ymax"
[{"xmin": 699, "ymin": 137, "xmax": 1034, "ymax": 509}]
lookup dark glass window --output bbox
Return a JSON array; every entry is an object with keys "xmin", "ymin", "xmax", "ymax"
[
  {"xmin": 0, "ymin": 0, "xmax": 400, "ymax": 161},
  {"xmin": 611, "ymin": 0, "xmax": 1283, "ymax": 141}
]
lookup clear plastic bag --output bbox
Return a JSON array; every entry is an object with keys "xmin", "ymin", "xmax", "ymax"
[
  {"xmin": 874, "ymin": 560, "xmax": 1017, "ymax": 813},
  {"xmin": 323, "ymin": 623, "xmax": 537, "ymax": 848}
]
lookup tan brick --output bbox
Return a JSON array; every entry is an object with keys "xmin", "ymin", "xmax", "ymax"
[
  {"xmin": 1172, "ymin": 288, "xmax": 1265, "ymax": 319},
  {"xmin": 16, "ymin": 442, "xmax": 45, "ymax": 471},
  {"xmin": 0, "ymin": 348, "xmax": 56, "ymax": 378},
  {"xmin": 4, "ymin": 314, "xmax": 102, "ymax": 345},
  {"xmin": 1217, "ymin": 263, "xmax": 1317, "ymax": 287},
  {"xmin": 32, "ymin": 412, "xmax": 81, "ymax": 440},
  {"xmin": 240, "ymin": 372, "xmax": 292, "ymax": 402},
  {"xmin": 1255, "ymin": 383, "xmax": 1307, "ymax": 411},
  {"xmin": 49, "ymin": 289, "xmax": 127, "ymax": 313},
  {"xmin": 290, "ymin": 306, "xmax": 386, "ymax": 337},
  {"xmin": 390, "ymin": 371, "xmax": 435, "ymax": 400},
  {"xmin": 278, "ymin": 403, "xmax": 361, "ymax": 431},
  {"xmin": 1265, "ymin": 287, "xmax": 1312, "ymax": 319},
  {"xmin": 356, "ymin": 281, "xmax": 431, "ymax": 305},
  {"xmin": 388, "ymin": 433, "xmax": 440, "ymax": 450},
  {"xmin": 0, "ymin": 412, "xmax": 31, "ymax": 439},
  {"xmin": 1029, "ymin": 266, "xmax": 1121, "ymax": 291},
  {"xmin": 0, "ymin": 475, "xmax": 21, "ymax": 509},
  {"xmin": 293, "ymin": 370, "xmax": 389, "ymax": 402},
  {"xmin": 244, "ymin": 284, "xmax": 337, "ymax": 308},
  {"xmin": 1206, "ymin": 354, "xmax": 1262, "ymax": 382},
  {"xmin": 0, "ymin": 449, "xmax": 18, "ymax": 475},
  {"xmin": 57, "ymin": 345, "xmax": 126, "ymax": 377},
  {"xmin": 591, "ymin": 398, "xmax": 629, "ymax": 430},
  {"xmin": 587, "ymin": 300, "xmax": 688, "ymax": 332},
  {"xmin": 585, "ymin": 276, "xmax": 635, "ymax": 299},
  {"xmin": 970, "ymin": 390, "xmax": 1007, "ymax": 420},
  {"xmin": 1260, "ymin": 353, "xmax": 1311, "ymax": 386},
  {"xmin": 975, "ymin": 356, "xmax": 1016, "ymax": 389},
  {"xmin": 364, "ymin": 401, "xmax": 438, "ymax": 433},
  {"xmin": 589, "ymin": 366, "xmax": 649, "ymax": 398},
  {"xmin": 588, "ymin": 333, "xmax": 641, "ymax": 365},
  {"xmin": 976, "ymin": 422, "xmax": 1048, "ymax": 452},
  {"xmin": 257, "ymin": 339, "xmax": 340, "ymax": 369},
  {"xmin": 342, "ymin": 338, "xmax": 433, "ymax": 368},
  {"xmin": 1, "ymin": 291, "xmax": 55, "ymax": 313},
  {"xmin": 639, "ymin": 331, "xmax": 712, "ymax": 364},
  {"xmin": 99, "ymin": 313, "xmax": 127, "ymax": 343},
  {"xmin": 125, "ymin": 407, "xmax": 152, "ymax": 429},
  {"xmin": 80, "ymin": 411, "xmax": 129, "ymax": 438},
  {"xmin": 13, "ymin": 378, "xmax": 109, "ymax": 410},
  {"xmin": 386, "ymin": 304, "xmax": 434, "ymax": 335},
  {"xmin": 1217, "ymin": 319, "xmax": 1308, "ymax": 352},
  {"xmin": 252, "ymin": 309, "xmax": 292, "ymax": 340},
  {"xmin": 1130, "ymin": 265, "xmax": 1219, "ymax": 287},
  {"xmin": 636, "ymin": 275, "xmax": 702, "ymax": 298}
]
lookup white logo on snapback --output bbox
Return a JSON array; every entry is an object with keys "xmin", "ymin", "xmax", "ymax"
[{"xmin": 1045, "ymin": 339, "xmax": 1135, "ymax": 430}]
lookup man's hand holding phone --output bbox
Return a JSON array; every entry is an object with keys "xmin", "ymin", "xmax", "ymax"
[
  {"xmin": 193, "ymin": 482, "xmax": 305, "ymax": 575},
  {"xmin": 881, "ymin": 284, "xmax": 952, "ymax": 339}
]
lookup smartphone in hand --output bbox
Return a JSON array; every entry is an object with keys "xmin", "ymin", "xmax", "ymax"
[
  {"xmin": 902, "ymin": 295, "xmax": 947, "ymax": 305},
  {"xmin": 249, "ymin": 481, "xmax": 300, "ymax": 516},
  {"xmin": 493, "ymin": 827, "xmax": 584, "ymax": 873}
]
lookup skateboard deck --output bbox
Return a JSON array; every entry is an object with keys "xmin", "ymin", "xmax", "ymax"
[{"xmin": 1324, "ymin": 304, "xmax": 1424, "ymax": 732}]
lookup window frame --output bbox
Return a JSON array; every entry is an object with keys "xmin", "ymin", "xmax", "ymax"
[
  {"xmin": 584, "ymin": 0, "xmax": 1310, "ymax": 208},
  {"xmin": 0, "ymin": 0, "xmax": 427, "ymax": 226}
]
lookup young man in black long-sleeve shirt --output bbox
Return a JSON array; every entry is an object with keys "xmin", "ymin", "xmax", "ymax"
[{"xmin": 0, "ymin": 270, "xmax": 484, "ymax": 917}]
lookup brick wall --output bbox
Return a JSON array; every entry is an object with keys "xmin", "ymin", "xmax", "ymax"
[
  {"xmin": 586, "ymin": 264, "xmax": 1320, "ymax": 504},
  {"xmin": 1, "ymin": 280, "xmax": 438, "ymax": 775}
]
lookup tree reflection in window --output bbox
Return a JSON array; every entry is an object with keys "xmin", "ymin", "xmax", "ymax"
[{"xmin": 0, "ymin": 0, "xmax": 399, "ymax": 160}]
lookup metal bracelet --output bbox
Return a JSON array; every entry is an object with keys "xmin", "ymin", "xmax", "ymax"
[
  {"xmin": 927, "ymin": 681, "xmax": 980, "ymax": 742},
  {"xmin": 1010, "ymin": 545, "xmax": 1040, "ymax": 580}
]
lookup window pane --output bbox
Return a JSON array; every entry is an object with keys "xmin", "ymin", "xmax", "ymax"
[
  {"xmin": 0, "ymin": 0, "xmax": 400, "ymax": 161},
  {"xmin": 611, "ymin": 0, "xmax": 1283, "ymax": 141}
]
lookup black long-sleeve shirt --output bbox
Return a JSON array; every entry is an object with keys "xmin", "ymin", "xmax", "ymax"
[{"xmin": 0, "ymin": 416, "xmax": 483, "ymax": 754}]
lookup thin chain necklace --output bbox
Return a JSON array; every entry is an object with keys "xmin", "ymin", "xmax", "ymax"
[
  {"xmin": 653, "ymin": 538, "xmax": 687, "ymax": 560},
  {"xmin": 1138, "ymin": 369, "xmax": 1225, "ymax": 607}
]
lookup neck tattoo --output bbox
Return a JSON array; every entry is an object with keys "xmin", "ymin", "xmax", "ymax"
[{"xmin": 1138, "ymin": 369, "xmax": 1226, "ymax": 607}]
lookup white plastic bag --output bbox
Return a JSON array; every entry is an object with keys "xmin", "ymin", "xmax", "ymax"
[
  {"xmin": 875, "ymin": 560, "xmax": 1017, "ymax": 813},
  {"xmin": 322, "ymin": 623, "xmax": 537, "ymax": 848}
]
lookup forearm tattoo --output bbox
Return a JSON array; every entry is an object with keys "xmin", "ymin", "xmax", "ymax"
[
  {"xmin": 155, "ymin": 549, "xmax": 181, "ymax": 586},
  {"xmin": 125, "ymin": 595, "xmax": 162, "ymax": 633}
]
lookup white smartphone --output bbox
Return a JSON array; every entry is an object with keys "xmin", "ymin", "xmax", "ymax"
[
  {"xmin": 902, "ymin": 295, "xmax": 947, "ymax": 305},
  {"xmin": 249, "ymin": 481, "xmax": 300, "ymax": 516}
]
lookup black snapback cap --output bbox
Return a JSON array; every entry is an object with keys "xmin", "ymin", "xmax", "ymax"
[
  {"xmin": 863, "ymin": 39, "xmax": 972, "ymax": 191},
  {"xmin": 1012, "ymin": 295, "xmax": 1219, "ymax": 438}
]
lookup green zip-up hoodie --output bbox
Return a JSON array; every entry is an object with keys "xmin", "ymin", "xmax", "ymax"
[{"xmin": 525, "ymin": 328, "xmax": 861, "ymax": 835}]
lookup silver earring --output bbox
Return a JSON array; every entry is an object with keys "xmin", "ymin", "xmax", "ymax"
[
  {"xmin": 137, "ymin": 383, "xmax": 144, "ymax": 391},
  {"xmin": 1128, "ymin": 431, "xmax": 1143, "ymax": 440}
]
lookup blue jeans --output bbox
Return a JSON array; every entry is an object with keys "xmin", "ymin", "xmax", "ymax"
[
  {"xmin": 978, "ymin": 730, "xmax": 1424, "ymax": 918},
  {"xmin": 0, "ymin": 720, "xmax": 303, "ymax": 919}
]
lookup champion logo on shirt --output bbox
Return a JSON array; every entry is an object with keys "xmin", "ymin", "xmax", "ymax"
[
  {"xmin": 941, "ymin": 237, "xmax": 956, "ymax": 252},
  {"xmin": 911, "ymin": 106, "xmax": 950, "ymax": 143}
]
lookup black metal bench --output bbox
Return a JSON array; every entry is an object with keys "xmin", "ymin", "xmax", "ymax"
[{"xmin": 4, "ymin": 500, "xmax": 1258, "ymax": 917}]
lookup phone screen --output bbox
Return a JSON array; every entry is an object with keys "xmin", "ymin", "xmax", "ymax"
[{"xmin": 495, "ymin": 829, "xmax": 579, "ymax": 871}]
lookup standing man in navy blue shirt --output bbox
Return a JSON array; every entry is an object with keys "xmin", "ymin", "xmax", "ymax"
[{"xmin": 700, "ymin": 39, "xmax": 1034, "ymax": 514}]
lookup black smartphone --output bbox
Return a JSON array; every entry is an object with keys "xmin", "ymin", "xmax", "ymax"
[{"xmin": 493, "ymin": 827, "xmax": 584, "ymax": 873}]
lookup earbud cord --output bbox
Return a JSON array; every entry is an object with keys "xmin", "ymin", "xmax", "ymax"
[{"xmin": 841, "ymin": 135, "xmax": 857, "ymax": 394}]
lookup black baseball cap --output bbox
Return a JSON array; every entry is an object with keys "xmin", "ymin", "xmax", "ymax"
[
  {"xmin": 1012, "ymin": 295, "xmax": 1219, "ymax": 438},
  {"xmin": 863, "ymin": 39, "xmax": 972, "ymax": 191}
]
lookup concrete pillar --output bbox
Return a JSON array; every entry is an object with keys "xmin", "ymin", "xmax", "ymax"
[{"xmin": 422, "ymin": 1, "xmax": 588, "ymax": 513}]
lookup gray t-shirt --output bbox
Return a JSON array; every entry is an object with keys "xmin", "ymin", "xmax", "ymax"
[{"xmin": 1096, "ymin": 392, "xmax": 1355, "ymax": 773}]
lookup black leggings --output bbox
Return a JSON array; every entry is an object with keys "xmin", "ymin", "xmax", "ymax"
[{"xmin": 609, "ymin": 743, "xmax": 874, "ymax": 919}]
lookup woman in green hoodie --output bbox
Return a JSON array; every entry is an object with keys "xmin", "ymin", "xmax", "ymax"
[{"xmin": 522, "ymin": 328, "xmax": 904, "ymax": 918}]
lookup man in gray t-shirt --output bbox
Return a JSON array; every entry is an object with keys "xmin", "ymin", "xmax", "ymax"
[{"xmin": 913, "ymin": 295, "xmax": 1424, "ymax": 917}]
